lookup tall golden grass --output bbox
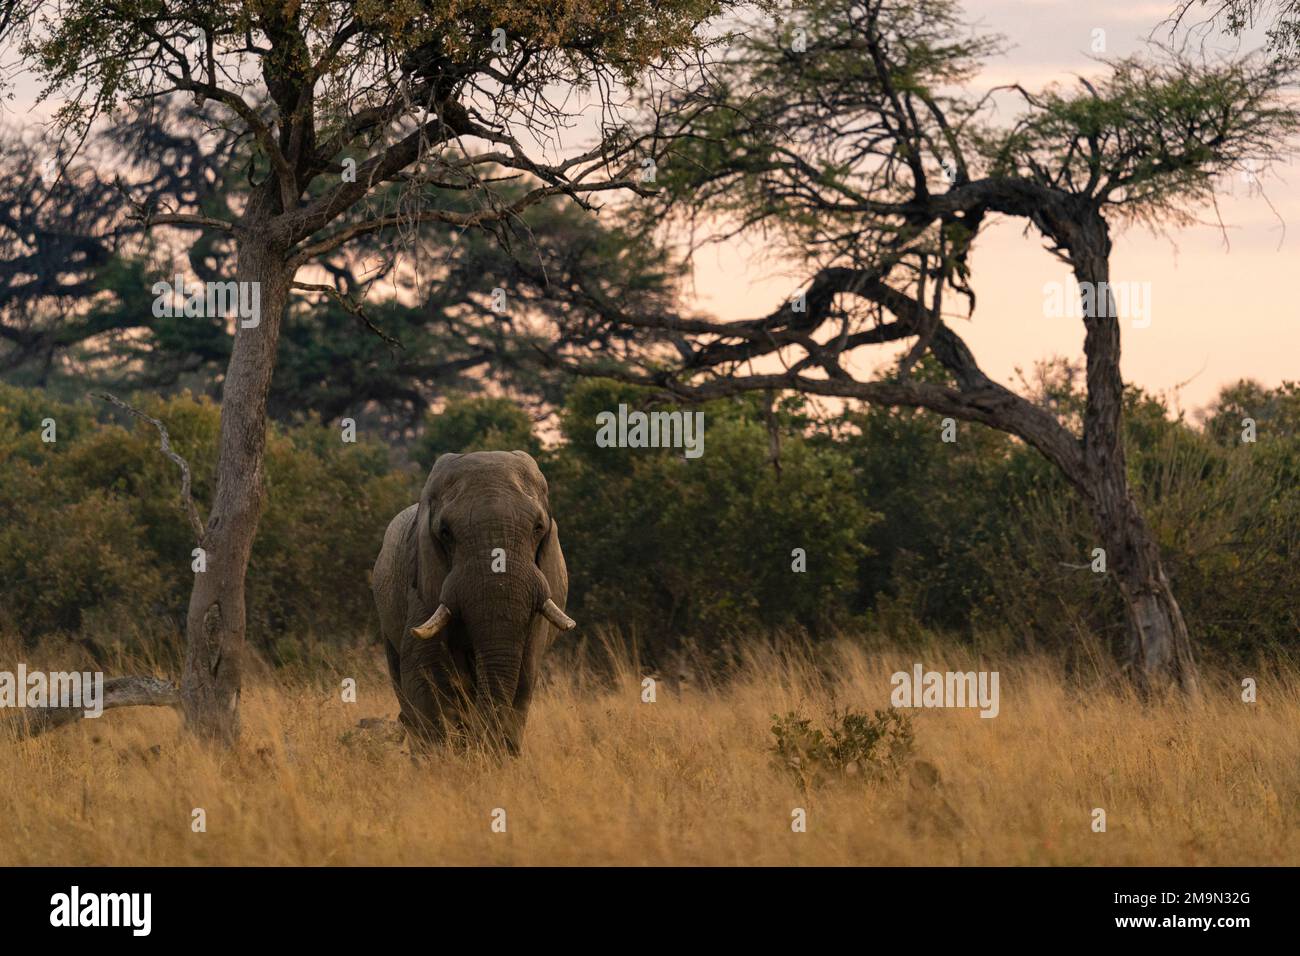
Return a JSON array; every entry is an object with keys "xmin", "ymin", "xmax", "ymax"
[{"xmin": 2, "ymin": 633, "xmax": 1296, "ymax": 865}]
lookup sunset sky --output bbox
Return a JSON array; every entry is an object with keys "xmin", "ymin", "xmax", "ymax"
[{"xmin": 2, "ymin": 1, "xmax": 1294, "ymax": 413}]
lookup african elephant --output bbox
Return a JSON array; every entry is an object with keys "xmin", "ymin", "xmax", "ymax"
[{"xmin": 371, "ymin": 450, "xmax": 574, "ymax": 753}]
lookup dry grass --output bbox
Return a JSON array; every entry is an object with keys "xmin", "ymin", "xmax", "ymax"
[{"xmin": 2, "ymin": 635, "xmax": 1297, "ymax": 866}]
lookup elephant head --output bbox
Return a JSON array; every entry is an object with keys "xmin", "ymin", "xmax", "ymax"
[{"xmin": 376, "ymin": 450, "xmax": 573, "ymax": 753}]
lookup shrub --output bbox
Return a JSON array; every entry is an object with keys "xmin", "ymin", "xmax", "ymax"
[
  {"xmin": 0, "ymin": 385, "xmax": 415, "ymax": 661},
  {"xmin": 770, "ymin": 707, "xmax": 915, "ymax": 790},
  {"xmin": 2, "ymin": 369, "xmax": 1295, "ymax": 671},
  {"xmin": 414, "ymin": 395, "xmax": 541, "ymax": 467},
  {"xmin": 546, "ymin": 379, "xmax": 878, "ymax": 650}
]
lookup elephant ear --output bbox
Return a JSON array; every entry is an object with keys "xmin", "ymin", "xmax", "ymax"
[
  {"xmin": 412, "ymin": 454, "xmax": 458, "ymax": 611},
  {"xmin": 511, "ymin": 450, "xmax": 565, "ymax": 607}
]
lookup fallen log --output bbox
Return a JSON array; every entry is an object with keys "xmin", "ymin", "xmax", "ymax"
[{"xmin": 6, "ymin": 676, "xmax": 179, "ymax": 740}]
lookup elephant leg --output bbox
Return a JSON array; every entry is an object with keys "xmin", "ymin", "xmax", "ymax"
[
  {"xmin": 384, "ymin": 638, "xmax": 402, "ymax": 700},
  {"xmin": 399, "ymin": 666, "xmax": 450, "ymax": 749}
]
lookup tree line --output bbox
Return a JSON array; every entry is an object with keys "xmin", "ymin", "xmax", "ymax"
[{"xmin": 3, "ymin": 370, "xmax": 1294, "ymax": 672}]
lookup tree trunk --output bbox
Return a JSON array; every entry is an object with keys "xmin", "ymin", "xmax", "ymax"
[
  {"xmin": 1072, "ymin": 216, "xmax": 1198, "ymax": 695},
  {"xmin": 1089, "ymin": 488, "xmax": 1198, "ymax": 693},
  {"xmin": 180, "ymin": 232, "xmax": 290, "ymax": 742}
]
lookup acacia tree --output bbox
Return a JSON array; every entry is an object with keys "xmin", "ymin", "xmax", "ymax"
[
  {"xmin": 3, "ymin": 0, "xmax": 727, "ymax": 741},
  {"xmin": 1172, "ymin": 0, "xmax": 1300, "ymax": 59},
  {"xmin": 559, "ymin": 0, "xmax": 1298, "ymax": 691},
  {"xmin": 0, "ymin": 133, "xmax": 137, "ymax": 379},
  {"xmin": 0, "ymin": 107, "xmax": 239, "ymax": 384},
  {"xmin": 0, "ymin": 117, "xmax": 676, "ymax": 427}
]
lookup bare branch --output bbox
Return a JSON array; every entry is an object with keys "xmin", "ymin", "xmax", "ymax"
[
  {"xmin": 291, "ymin": 281, "xmax": 403, "ymax": 350},
  {"xmin": 287, "ymin": 177, "xmax": 636, "ymax": 269},
  {"xmin": 91, "ymin": 391, "xmax": 204, "ymax": 543}
]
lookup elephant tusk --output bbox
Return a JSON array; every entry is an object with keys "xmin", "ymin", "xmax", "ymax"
[
  {"xmin": 411, "ymin": 604, "xmax": 452, "ymax": 640},
  {"xmin": 540, "ymin": 598, "xmax": 576, "ymax": 631}
]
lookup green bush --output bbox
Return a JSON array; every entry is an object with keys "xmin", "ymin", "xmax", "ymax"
[
  {"xmin": 770, "ymin": 707, "xmax": 915, "ymax": 790},
  {"xmin": 546, "ymin": 379, "xmax": 879, "ymax": 648},
  {"xmin": 847, "ymin": 374, "xmax": 1300, "ymax": 664},
  {"xmin": 414, "ymin": 395, "xmax": 541, "ymax": 467},
  {"xmin": 0, "ymin": 385, "xmax": 414, "ymax": 662},
  {"xmin": 1, "ymin": 369, "xmax": 1294, "ymax": 670}
]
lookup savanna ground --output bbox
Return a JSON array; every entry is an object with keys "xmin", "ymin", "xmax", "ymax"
[{"xmin": 2, "ymin": 634, "xmax": 1296, "ymax": 866}]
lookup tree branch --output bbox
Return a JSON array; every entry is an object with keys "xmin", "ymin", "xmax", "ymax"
[
  {"xmin": 91, "ymin": 391, "xmax": 205, "ymax": 543},
  {"xmin": 291, "ymin": 281, "xmax": 403, "ymax": 350}
]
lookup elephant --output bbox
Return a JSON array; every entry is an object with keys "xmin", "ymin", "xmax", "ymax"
[{"xmin": 371, "ymin": 450, "xmax": 575, "ymax": 754}]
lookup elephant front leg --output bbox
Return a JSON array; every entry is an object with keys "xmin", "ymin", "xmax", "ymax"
[{"xmin": 398, "ymin": 631, "xmax": 470, "ymax": 751}]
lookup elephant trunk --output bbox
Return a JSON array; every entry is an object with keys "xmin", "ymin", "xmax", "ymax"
[
  {"xmin": 467, "ymin": 621, "xmax": 527, "ymax": 752},
  {"xmin": 456, "ymin": 558, "xmax": 551, "ymax": 749},
  {"xmin": 474, "ymin": 639, "xmax": 524, "ymax": 707}
]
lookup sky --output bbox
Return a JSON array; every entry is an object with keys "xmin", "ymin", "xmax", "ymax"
[{"xmin": 2, "ymin": 1, "xmax": 1295, "ymax": 414}]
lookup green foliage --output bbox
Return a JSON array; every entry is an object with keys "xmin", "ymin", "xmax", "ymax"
[
  {"xmin": 831, "ymin": 382, "xmax": 1028, "ymax": 637},
  {"xmin": 2, "ymin": 371, "xmax": 1296, "ymax": 668},
  {"xmin": 857, "ymin": 374, "xmax": 1300, "ymax": 664},
  {"xmin": 980, "ymin": 49, "xmax": 1300, "ymax": 227},
  {"xmin": 2, "ymin": 188, "xmax": 681, "ymax": 432},
  {"xmin": 15, "ymin": 0, "xmax": 732, "ymax": 131},
  {"xmin": 1203, "ymin": 380, "xmax": 1300, "ymax": 448},
  {"xmin": 770, "ymin": 707, "xmax": 915, "ymax": 790},
  {"xmin": 0, "ymin": 385, "xmax": 414, "ymax": 661},
  {"xmin": 414, "ymin": 395, "xmax": 541, "ymax": 466},
  {"xmin": 547, "ymin": 379, "xmax": 877, "ymax": 644}
]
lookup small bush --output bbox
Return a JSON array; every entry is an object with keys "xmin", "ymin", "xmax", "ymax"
[{"xmin": 770, "ymin": 706, "xmax": 915, "ymax": 790}]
